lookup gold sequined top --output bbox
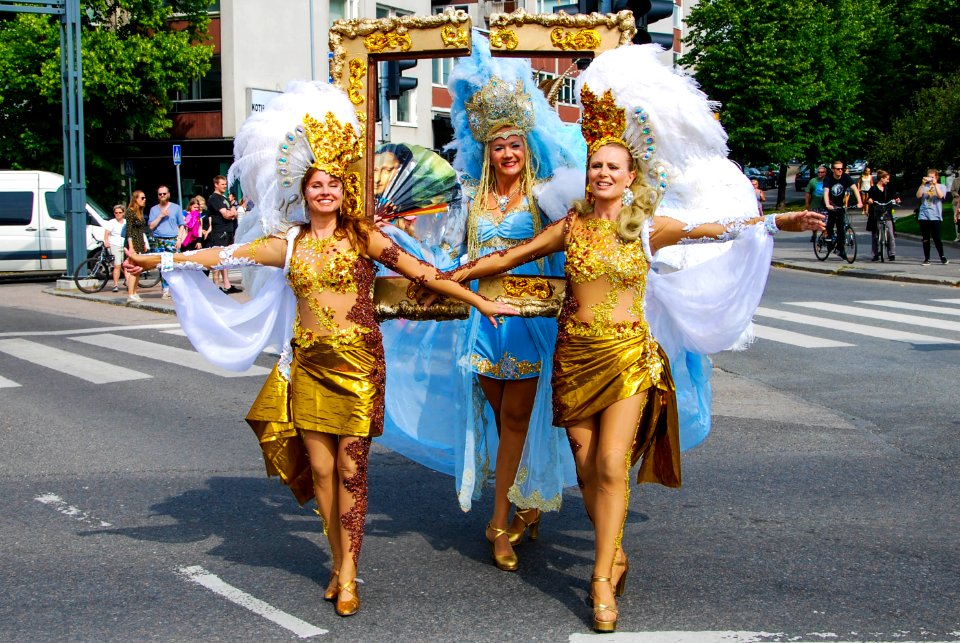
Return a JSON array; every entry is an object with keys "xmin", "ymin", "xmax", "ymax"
[
  {"xmin": 287, "ymin": 235, "xmax": 376, "ymax": 348},
  {"xmin": 562, "ymin": 217, "xmax": 652, "ymax": 340}
]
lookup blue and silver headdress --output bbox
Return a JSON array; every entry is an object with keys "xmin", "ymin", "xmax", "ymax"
[{"xmin": 447, "ymin": 31, "xmax": 582, "ymax": 182}]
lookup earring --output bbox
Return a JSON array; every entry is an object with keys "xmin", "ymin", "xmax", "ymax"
[{"xmin": 621, "ymin": 189, "xmax": 635, "ymax": 207}]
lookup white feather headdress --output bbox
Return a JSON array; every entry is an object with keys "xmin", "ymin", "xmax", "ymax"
[{"xmin": 228, "ymin": 81, "xmax": 363, "ymax": 236}]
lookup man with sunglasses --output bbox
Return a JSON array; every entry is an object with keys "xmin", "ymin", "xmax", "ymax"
[
  {"xmin": 823, "ymin": 161, "xmax": 863, "ymax": 260},
  {"xmin": 148, "ymin": 185, "xmax": 185, "ymax": 298}
]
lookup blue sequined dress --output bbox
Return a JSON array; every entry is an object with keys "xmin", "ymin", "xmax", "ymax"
[{"xmin": 378, "ymin": 195, "xmax": 577, "ymax": 513}]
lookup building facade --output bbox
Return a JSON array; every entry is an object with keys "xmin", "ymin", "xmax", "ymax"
[{"xmin": 123, "ymin": 0, "xmax": 690, "ymax": 205}]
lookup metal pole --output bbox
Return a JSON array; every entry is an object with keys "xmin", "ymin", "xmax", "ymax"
[
  {"xmin": 175, "ymin": 165, "xmax": 183, "ymax": 209},
  {"xmin": 62, "ymin": 0, "xmax": 87, "ymax": 275},
  {"xmin": 309, "ymin": 0, "xmax": 316, "ymax": 81}
]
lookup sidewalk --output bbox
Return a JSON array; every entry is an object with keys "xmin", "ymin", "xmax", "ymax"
[{"xmin": 771, "ymin": 213, "xmax": 960, "ymax": 287}]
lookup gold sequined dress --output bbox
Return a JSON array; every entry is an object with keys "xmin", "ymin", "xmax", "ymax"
[
  {"xmin": 553, "ymin": 216, "xmax": 681, "ymax": 488},
  {"xmin": 246, "ymin": 233, "xmax": 385, "ymax": 504}
]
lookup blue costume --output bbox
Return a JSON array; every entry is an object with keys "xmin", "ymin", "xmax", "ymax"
[{"xmin": 378, "ymin": 33, "xmax": 585, "ymax": 512}]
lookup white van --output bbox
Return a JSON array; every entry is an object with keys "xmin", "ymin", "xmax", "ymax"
[{"xmin": 0, "ymin": 170, "xmax": 108, "ymax": 273}]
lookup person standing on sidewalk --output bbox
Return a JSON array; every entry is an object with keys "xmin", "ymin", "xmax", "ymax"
[
  {"xmin": 866, "ymin": 170, "xmax": 900, "ymax": 261},
  {"xmin": 805, "ymin": 165, "xmax": 827, "ymax": 241},
  {"xmin": 823, "ymin": 160, "xmax": 863, "ymax": 261},
  {"xmin": 148, "ymin": 185, "xmax": 185, "ymax": 299},
  {"xmin": 124, "ymin": 190, "xmax": 148, "ymax": 303},
  {"xmin": 103, "ymin": 205, "xmax": 127, "ymax": 292},
  {"xmin": 206, "ymin": 175, "xmax": 242, "ymax": 293},
  {"xmin": 916, "ymin": 168, "xmax": 948, "ymax": 265}
]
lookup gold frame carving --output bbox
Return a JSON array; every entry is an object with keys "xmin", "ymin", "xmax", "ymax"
[
  {"xmin": 488, "ymin": 9, "xmax": 636, "ymax": 55},
  {"xmin": 326, "ymin": 11, "xmax": 634, "ymax": 319}
]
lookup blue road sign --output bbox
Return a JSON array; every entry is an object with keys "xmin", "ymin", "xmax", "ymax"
[{"xmin": 173, "ymin": 144, "xmax": 182, "ymax": 166}]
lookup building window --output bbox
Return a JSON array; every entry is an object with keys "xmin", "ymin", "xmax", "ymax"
[
  {"xmin": 377, "ymin": 6, "xmax": 416, "ymax": 125},
  {"xmin": 173, "ymin": 55, "xmax": 222, "ymax": 113},
  {"xmin": 432, "ymin": 57, "xmax": 454, "ymax": 86},
  {"xmin": 536, "ymin": 0, "xmax": 562, "ymax": 12},
  {"xmin": 330, "ymin": 0, "xmax": 345, "ymax": 21}
]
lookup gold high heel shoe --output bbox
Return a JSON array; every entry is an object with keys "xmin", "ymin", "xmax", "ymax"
[
  {"xmin": 486, "ymin": 523, "xmax": 519, "ymax": 571},
  {"xmin": 613, "ymin": 550, "xmax": 629, "ymax": 597},
  {"xmin": 335, "ymin": 579, "xmax": 360, "ymax": 617},
  {"xmin": 323, "ymin": 569, "xmax": 340, "ymax": 602},
  {"xmin": 507, "ymin": 508, "xmax": 542, "ymax": 545},
  {"xmin": 590, "ymin": 576, "xmax": 619, "ymax": 633}
]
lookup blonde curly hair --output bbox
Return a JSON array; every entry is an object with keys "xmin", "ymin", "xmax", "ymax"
[{"xmin": 572, "ymin": 143, "xmax": 659, "ymax": 242}]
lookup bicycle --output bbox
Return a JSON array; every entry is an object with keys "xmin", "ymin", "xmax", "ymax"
[
  {"xmin": 814, "ymin": 206, "xmax": 857, "ymax": 264},
  {"xmin": 871, "ymin": 199, "xmax": 897, "ymax": 263},
  {"xmin": 72, "ymin": 242, "xmax": 161, "ymax": 293}
]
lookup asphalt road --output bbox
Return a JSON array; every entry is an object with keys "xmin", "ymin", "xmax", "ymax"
[{"xmin": 0, "ymin": 273, "xmax": 957, "ymax": 642}]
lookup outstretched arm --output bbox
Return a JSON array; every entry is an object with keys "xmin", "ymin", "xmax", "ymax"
[
  {"xmin": 445, "ymin": 216, "xmax": 567, "ymax": 283},
  {"xmin": 366, "ymin": 229, "xmax": 518, "ymax": 326},
  {"xmin": 125, "ymin": 236, "xmax": 288, "ymax": 272},
  {"xmin": 649, "ymin": 211, "xmax": 826, "ymax": 254}
]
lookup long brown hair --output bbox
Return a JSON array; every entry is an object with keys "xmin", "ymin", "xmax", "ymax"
[
  {"xmin": 299, "ymin": 167, "xmax": 370, "ymax": 251},
  {"xmin": 126, "ymin": 190, "xmax": 145, "ymax": 221}
]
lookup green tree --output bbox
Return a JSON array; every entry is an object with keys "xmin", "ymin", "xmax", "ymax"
[
  {"xmin": 0, "ymin": 1, "xmax": 213, "ymax": 205},
  {"xmin": 871, "ymin": 71, "xmax": 960, "ymax": 178}
]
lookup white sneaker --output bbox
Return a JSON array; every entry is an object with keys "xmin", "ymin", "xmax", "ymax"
[
  {"xmin": 127, "ymin": 294, "xmax": 143, "ymax": 303},
  {"xmin": 162, "ymin": 288, "xmax": 171, "ymax": 300}
]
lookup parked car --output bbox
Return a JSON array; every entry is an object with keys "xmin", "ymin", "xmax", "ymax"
[
  {"xmin": 0, "ymin": 170, "xmax": 108, "ymax": 273},
  {"xmin": 795, "ymin": 165, "xmax": 813, "ymax": 191},
  {"xmin": 744, "ymin": 167, "xmax": 775, "ymax": 190},
  {"xmin": 847, "ymin": 159, "xmax": 866, "ymax": 179}
]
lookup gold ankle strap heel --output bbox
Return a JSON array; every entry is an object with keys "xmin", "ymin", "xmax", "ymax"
[
  {"xmin": 507, "ymin": 508, "xmax": 542, "ymax": 545},
  {"xmin": 590, "ymin": 576, "xmax": 619, "ymax": 633},
  {"xmin": 486, "ymin": 523, "xmax": 519, "ymax": 571}
]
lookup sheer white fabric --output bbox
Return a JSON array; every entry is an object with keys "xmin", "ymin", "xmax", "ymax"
[{"xmin": 165, "ymin": 267, "xmax": 296, "ymax": 372}]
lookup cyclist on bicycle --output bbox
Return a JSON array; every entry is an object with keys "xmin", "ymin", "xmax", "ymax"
[
  {"xmin": 866, "ymin": 169, "xmax": 900, "ymax": 262},
  {"xmin": 823, "ymin": 160, "xmax": 863, "ymax": 261}
]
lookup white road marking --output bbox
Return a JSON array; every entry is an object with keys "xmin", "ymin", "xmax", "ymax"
[
  {"xmin": 931, "ymin": 299, "xmax": 960, "ymax": 304},
  {"xmin": 34, "ymin": 493, "xmax": 113, "ymax": 528},
  {"xmin": 787, "ymin": 301, "xmax": 960, "ymax": 333},
  {"xmin": 0, "ymin": 338, "xmax": 152, "ymax": 384},
  {"xmin": 754, "ymin": 307, "xmax": 957, "ymax": 345},
  {"xmin": 568, "ymin": 633, "xmax": 958, "ymax": 643},
  {"xmin": 162, "ymin": 329, "xmax": 187, "ymax": 336},
  {"xmin": 0, "ymin": 374, "xmax": 20, "ymax": 388},
  {"xmin": 857, "ymin": 299, "xmax": 960, "ymax": 317},
  {"xmin": 752, "ymin": 324, "xmax": 855, "ymax": 348},
  {"xmin": 177, "ymin": 566, "xmax": 326, "ymax": 638},
  {"xmin": 70, "ymin": 334, "xmax": 269, "ymax": 378},
  {"xmin": 0, "ymin": 322, "xmax": 181, "ymax": 339}
]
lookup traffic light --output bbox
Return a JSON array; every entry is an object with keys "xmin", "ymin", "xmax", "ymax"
[
  {"xmin": 613, "ymin": 0, "xmax": 674, "ymax": 48},
  {"xmin": 386, "ymin": 60, "xmax": 418, "ymax": 100},
  {"xmin": 552, "ymin": 0, "xmax": 598, "ymax": 13}
]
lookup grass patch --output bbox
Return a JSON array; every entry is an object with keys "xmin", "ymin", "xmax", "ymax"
[{"xmin": 893, "ymin": 203, "xmax": 956, "ymax": 241}]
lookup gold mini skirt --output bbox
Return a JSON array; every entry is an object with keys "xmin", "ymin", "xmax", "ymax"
[
  {"xmin": 553, "ymin": 333, "xmax": 681, "ymax": 488},
  {"xmin": 245, "ymin": 334, "xmax": 384, "ymax": 505}
]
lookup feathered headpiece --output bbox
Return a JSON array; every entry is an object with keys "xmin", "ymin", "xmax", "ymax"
[
  {"xmin": 229, "ymin": 81, "xmax": 365, "ymax": 235},
  {"xmin": 465, "ymin": 76, "xmax": 535, "ymax": 143},
  {"xmin": 446, "ymin": 30, "xmax": 582, "ymax": 181},
  {"xmin": 577, "ymin": 44, "xmax": 758, "ymax": 265}
]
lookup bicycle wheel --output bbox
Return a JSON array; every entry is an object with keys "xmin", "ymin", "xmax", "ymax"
[
  {"xmin": 877, "ymin": 223, "xmax": 887, "ymax": 263},
  {"xmin": 844, "ymin": 225, "xmax": 857, "ymax": 263},
  {"xmin": 814, "ymin": 231, "xmax": 831, "ymax": 261},
  {"xmin": 139, "ymin": 269, "xmax": 162, "ymax": 289},
  {"xmin": 73, "ymin": 257, "xmax": 109, "ymax": 294}
]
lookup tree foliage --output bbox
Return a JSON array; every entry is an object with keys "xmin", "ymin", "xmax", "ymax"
[
  {"xmin": 0, "ymin": 1, "xmax": 213, "ymax": 203},
  {"xmin": 872, "ymin": 71, "xmax": 960, "ymax": 177},
  {"xmin": 681, "ymin": 0, "xmax": 960, "ymax": 186}
]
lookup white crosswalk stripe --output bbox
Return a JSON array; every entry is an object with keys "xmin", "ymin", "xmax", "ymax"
[
  {"xmin": 70, "ymin": 333, "xmax": 270, "ymax": 378},
  {"xmin": 752, "ymin": 324, "xmax": 855, "ymax": 348},
  {"xmin": 0, "ymin": 338, "xmax": 152, "ymax": 384},
  {"xmin": 0, "ymin": 374, "xmax": 21, "ymax": 388},
  {"xmin": 754, "ymin": 306, "xmax": 958, "ymax": 345},
  {"xmin": 931, "ymin": 298, "xmax": 960, "ymax": 305},
  {"xmin": 857, "ymin": 299, "xmax": 960, "ymax": 317},
  {"xmin": 786, "ymin": 301, "xmax": 960, "ymax": 332}
]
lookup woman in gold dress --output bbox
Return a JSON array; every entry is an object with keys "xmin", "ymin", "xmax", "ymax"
[
  {"xmin": 443, "ymin": 81, "xmax": 824, "ymax": 631},
  {"xmin": 126, "ymin": 84, "xmax": 515, "ymax": 617}
]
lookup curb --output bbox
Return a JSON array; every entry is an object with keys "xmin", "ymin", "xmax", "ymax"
[
  {"xmin": 44, "ymin": 286, "xmax": 177, "ymax": 315},
  {"xmin": 771, "ymin": 260, "xmax": 960, "ymax": 287}
]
